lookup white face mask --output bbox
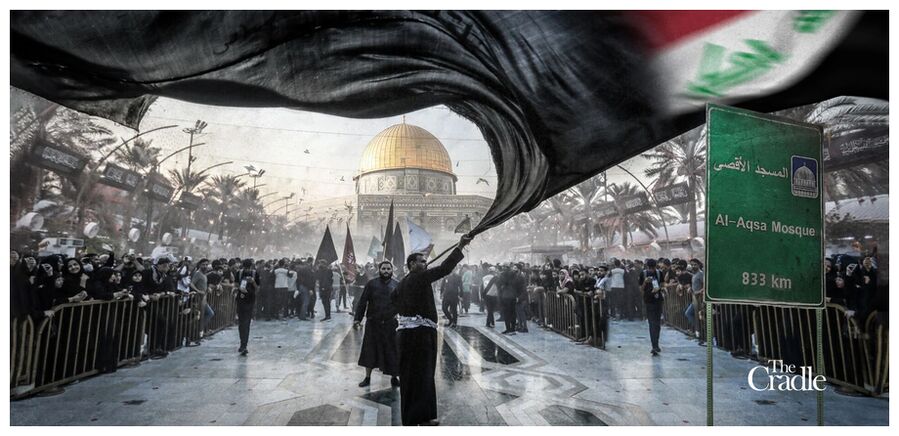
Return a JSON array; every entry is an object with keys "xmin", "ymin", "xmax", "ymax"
[{"xmin": 83, "ymin": 263, "xmax": 94, "ymax": 273}]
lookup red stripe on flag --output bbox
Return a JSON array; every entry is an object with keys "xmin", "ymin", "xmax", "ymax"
[{"xmin": 626, "ymin": 10, "xmax": 752, "ymax": 52}]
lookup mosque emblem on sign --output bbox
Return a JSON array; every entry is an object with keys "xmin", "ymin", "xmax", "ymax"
[{"xmin": 790, "ymin": 155, "xmax": 818, "ymax": 199}]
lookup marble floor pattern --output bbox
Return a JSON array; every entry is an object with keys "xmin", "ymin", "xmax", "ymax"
[{"xmin": 10, "ymin": 303, "xmax": 888, "ymax": 426}]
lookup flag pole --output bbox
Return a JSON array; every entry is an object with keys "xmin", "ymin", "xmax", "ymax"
[{"xmin": 426, "ymin": 242, "xmax": 460, "ymax": 266}]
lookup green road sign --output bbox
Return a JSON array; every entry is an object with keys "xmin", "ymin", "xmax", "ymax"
[{"xmin": 705, "ymin": 104, "xmax": 824, "ymax": 307}]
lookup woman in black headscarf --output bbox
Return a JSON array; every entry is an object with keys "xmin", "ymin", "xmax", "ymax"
[
  {"xmin": 91, "ymin": 267, "xmax": 130, "ymax": 373},
  {"xmin": 55, "ymin": 257, "xmax": 89, "ymax": 306}
]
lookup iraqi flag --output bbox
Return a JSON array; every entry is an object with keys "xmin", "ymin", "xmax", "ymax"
[
  {"xmin": 315, "ymin": 225, "xmax": 339, "ymax": 266},
  {"xmin": 10, "ymin": 11, "xmax": 886, "ymax": 234},
  {"xmin": 341, "ymin": 224, "xmax": 357, "ymax": 283}
]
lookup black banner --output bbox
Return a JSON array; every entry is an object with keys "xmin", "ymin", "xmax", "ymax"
[
  {"xmin": 29, "ymin": 142, "xmax": 88, "ymax": 175},
  {"xmin": 178, "ymin": 192, "xmax": 203, "ymax": 210},
  {"xmin": 146, "ymin": 175, "xmax": 174, "ymax": 202},
  {"xmin": 622, "ymin": 192, "xmax": 651, "ymax": 214},
  {"xmin": 652, "ymin": 182, "xmax": 693, "ymax": 208},
  {"xmin": 824, "ymin": 125, "xmax": 889, "ymax": 171},
  {"xmin": 594, "ymin": 202, "xmax": 618, "ymax": 220},
  {"xmin": 99, "ymin": 163, "xmax": 142, "ymax": 191}
]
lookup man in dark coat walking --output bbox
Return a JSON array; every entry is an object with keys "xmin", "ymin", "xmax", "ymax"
[
  {"xmin": 315, "ymin": 260, "xmax": 334, "ymax": 321},
  {"xmin": 440, "ymin": 268, "xmax": 463, "ymax": 328},
  {"xmin": 392, "ymin": 234, "xmax": 473, "ymax": 426},
  {"xmin": 353, "ymin": 260, "xmax": 400, "ymax": 388}
]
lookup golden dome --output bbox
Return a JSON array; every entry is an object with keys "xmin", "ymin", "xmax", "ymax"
[{"xmin": 358, "ymin": 123, "xmax": 454, "ymax": 177}]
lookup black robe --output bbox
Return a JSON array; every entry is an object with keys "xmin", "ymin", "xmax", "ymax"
[
  {"xmin": 391, "ymin": 248, "xmax": 465, "ymax": 425},
  {"xmin": 354, "ymin": 276, "xmax": 399, "ymax": 375}
]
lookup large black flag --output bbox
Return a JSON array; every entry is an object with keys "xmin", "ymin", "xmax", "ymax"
[
  {"xmin": 382, "ymin": 199, "xmax": 394, "ymax": 261},
  {"xmin": 10, "ymin": 11, "xmax": 887, "ymax": 235},
  {"xmin": 390, "ymin": 221, "xmax": 405, "ymax": 271},
  {"xmin": 315, "ymin": 225, "xmax": 338, "ymax": 266}
]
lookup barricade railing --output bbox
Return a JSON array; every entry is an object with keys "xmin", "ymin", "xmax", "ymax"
[
  {"xmin": 542, "ymin": 292, "xmax": 578, "ymax": 340},
  {"xmin": 10, "ymin": 317, "xmax": 36, "ymax": 393},
  {"xmin": 863, "ymin": 312, "xmax": 888, "ymax": 395},
  {"xmin": 752, "ymin": 303, "xmax": 887, "ymax": 396},
  {"xmin": 658, "ymin": 290, "xmax": 888, "ymax": 396},
  {"xmin": 12, "ymin": 291, "xmax": 239, "ymax": 399},
  {"xmin": 205, "ymin": 287, "xmax": 237, "ymax": 334},
  {"xmin": 18, "ymin": 298, "xmax": 142, "ymax": 398},
  {"xmin": 575, "ymin": 293, "xmax": 607, "ymax": 349},
  {"xmin": 661, "ymin": 289, "xmax": 693, "ymax": 334}
]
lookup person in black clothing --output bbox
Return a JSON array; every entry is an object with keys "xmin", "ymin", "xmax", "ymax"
[
  {"xmin": 315, "ymin": 260, "xmax": 334, "ymax": 321},
  {"xmin": 641, "ymin": 259, "xmax": 664, "ymax": 356},
  {"xmin": 392, "ymin": 234, "xmax": 473, "ymax": 426},
  {"xmin": 441, "ymin": 268, "xmax": 462, "ymax": 327},
  {"xmin": 353, "ymin": 260, "xmax": 400, "ymax": 388},
  {"xmin": 90, "ymin": 267, "xmax": 131, "ymax": 373},
  {"xmin": 481, "ymin": 267, "xmax": 499, "ymax": 328},
  {"xmin": 296, "ymin": 259, "xmax": 315, "ymax": 320},
  {"xmin": 498, "ymin": 264, "xmax": 524, "ymax": 335},
  {"xmin": 146, "ymin": 257, "xmax": 176, "ymax": 357},
  {"xmin": 235, "ymin": 259, "xmax": 258, "ymax": 355}
]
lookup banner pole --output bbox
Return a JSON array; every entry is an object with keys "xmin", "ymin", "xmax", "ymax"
[
  {"xmin": 817, "ymin": 308, "xmax": 824, "ymax": 426},
  {"xmin": 706, "ymin": 302, "xmax": 714, "ymax": 426}
]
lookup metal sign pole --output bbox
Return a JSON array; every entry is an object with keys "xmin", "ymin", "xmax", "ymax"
[
  {"xmin": 706, "ymin": 302, "xmax": 714, "ymax": 426},
  {"xmin": 817, "ymin": 308, "xmax": 824, "ymax": 426}
]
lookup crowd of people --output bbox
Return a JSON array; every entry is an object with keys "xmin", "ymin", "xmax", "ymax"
[{"xmin": 9, "ymin": 245, "xmax": 883, "ymax": 423}]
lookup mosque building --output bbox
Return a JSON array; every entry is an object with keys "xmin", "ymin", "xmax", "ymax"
[{"xmin": 300, "ymin": 121, "xmax": 493, "ymax": 254}]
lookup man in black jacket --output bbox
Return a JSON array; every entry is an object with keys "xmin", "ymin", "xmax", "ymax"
[
  {"xmin": 640, "ymin": 259, "xmax": 664, "ymax": 356},
  {"xmin": 235, "ymin": 259, "xmax": 258, "ymax": 356},
  {"xmin": 353, "ymin": 260, "xmax": 400, "ymax": 388},
  {"xmin": 440, "ymin": 268, "xmax": 463, "ymax": 327},
  {"xmin": 315, "ymin": 260, "xmax": 334, "ymax": 321},
  {"xmin": 391, "ymin": 234, "xmax": 473, "ymax": 426},
  {"xmin": 498, "ymin": 264, "xmax": 525, "ymax": 335}
]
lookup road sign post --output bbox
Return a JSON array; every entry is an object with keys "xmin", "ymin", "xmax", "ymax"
[{"xmin": 704, "ymin": 104, "xmax": 824, "ymax": 425}]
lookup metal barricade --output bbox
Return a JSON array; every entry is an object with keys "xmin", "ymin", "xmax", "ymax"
[
  {"xmin": 662, "ymin": 290, "xmax": 693, "ymax": 334},
  {"xmin": 863, "ymin": 311, "xmax": 888, "ymax": 395},
  {"xmin": 205, "ymin": 287, "xmax": 237, "ymax": 334},
  {"xmin": 19, "ymin": 299, "xmax": 140, "ymax": 398},
  {"xmin": 752, "ymin": 303, "xmax": 887, "ymax": 396},
  {"xmin": 543, "ymin": 292, "xmax": 578, "ymax": 340},
  {"xmin": 11, "ymin": 317, "xmax": 36, "ymax": 393}
]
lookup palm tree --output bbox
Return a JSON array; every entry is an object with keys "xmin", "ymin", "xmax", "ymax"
[
  {"xmin": 202, "ymin": 174, "xmax": 247, "ymax": 240},
  {"xmin": 226, "ymin": 188, "xmax": 265, "ymax": 248},
  {"xmin": 600, "ymin": 182, "xmax": 672, "ymax": 248},
  {"xmin": 642, "ymin": 127, "xmax": 707, "ymax": 238},
  {"xmin": 114, "ymin": 138, "xmax": 162, "ymax": 248},
  {"xmin": 168, "ymin": 167, "xmax": 210, "ymax": 195},
  {"xmin": 561, "ymin": 179, "xmax": 605, "ymax": 250}
]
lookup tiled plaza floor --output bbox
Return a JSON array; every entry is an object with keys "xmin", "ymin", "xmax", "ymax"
[{"xmin": 10, "ymin": 301, "xmax": 888, "ymax": 425}]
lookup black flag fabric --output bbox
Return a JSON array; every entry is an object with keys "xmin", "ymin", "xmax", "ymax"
[
  {"xmin": 382, "ymin": 200, "xmax": 395, "ymax": 261},
  {"xmin": 10, "ymin": 11, "xmax": 887, "ymax": 235},
  {"xmin": 342, "ymin": 223, "xmax": 357, "ymax": 283},
  {"xmin": 390, "ymin": 222, "xmax": 405, "ymax": 271},
  {"xmin": 315, "ymin": 225, "xmax": 339, "ymax": 266}
]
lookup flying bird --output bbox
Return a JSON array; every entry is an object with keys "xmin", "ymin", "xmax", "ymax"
[
  {"xmin": 476, "ymin": 178, "xmax": 490, "ymax": 186},
  {"xmin": 340, "ymin": 176, "xmax": 345, "ymax": 181},
  {"xmin": 304, "ymin": 149, "xmax": 310, "ymax": 154},
  {"xmin": 244, "ymin": 165, "xmax": 256, "ymax": 172},
  {"xmin": 456, "ymin": 160, "xmax": 460, "ymax": 167}
]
